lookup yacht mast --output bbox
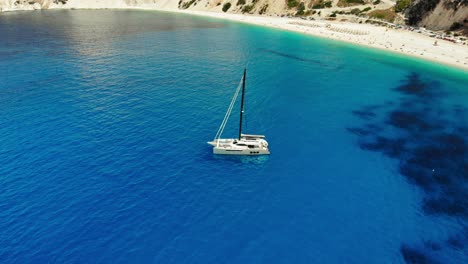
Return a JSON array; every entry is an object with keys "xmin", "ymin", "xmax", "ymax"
[{"xmin": 239, "ymin": 68, "xmax": 246, "ymax": 139}]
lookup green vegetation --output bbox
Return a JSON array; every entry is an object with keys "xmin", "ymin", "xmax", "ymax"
[
  {"xmin": 337, "ymin": 0, "xmax": 365, "ymax": 7},
  {"xmin": 312, "ymin": 0, "xmax": 332, "ymax": 9},
  {"xmin": 373, "ymin": 0, "xmax": 381, "ymax": 4},
  {"xmin": 259, "ymin": 4, "xmax": 269, "ymax": 15},
  {"xmin": 181, "ymin": 0, "xmax": 196, "ymax": 9},
  {"xmin": 350, "ymin": 8, "xmax": 361, "ymax": 15},
  {"xmin": 295, "ymin": 2, "xmax": 306, "ymax": 16},
  {"xmin": 222, "ymin": 2, "xmax": 231, "ymax": 12},
  {"xmin": 287, "ymin": 0, "xmax": 299, "ymax": 8},
  {"xmin": 368, "ymin": 8, "xmax": 396, "ymax": 22},
  {"xmin": 335, "ymin": 6, "xmax": 370, "ymax": 16},
  {"xmin": 242, "ymin": 4, "xmax": 254, "ymax": 13},
  {"xmin": 395, "ymin": 0, "xmax": 411, "ymax": 13},
  {"xmin": 346, "ymin": 0, "xmax": 365, "ymax": 4},
  {"xmin": 239, "ymin": 0, "xmax": 259, "ymax": 13},
  {"xmin": 449, "ymin": 22, "xmax": 463, "ymax": 31}
]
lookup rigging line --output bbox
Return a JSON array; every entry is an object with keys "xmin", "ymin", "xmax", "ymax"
[
  {"xmin": 216, "ymin": 83, "xmax": 240, "ymax": 138},
  {"xmin": 215, "ymin": 77, "xmax": 243, "ymax": 140},
  {"xmin": 215, "ymin": 93, "xmax": 238, "ymax": 141},
  {"xmin": 214, "ymin": 76, "xmax": 244, "ymax": 140}
]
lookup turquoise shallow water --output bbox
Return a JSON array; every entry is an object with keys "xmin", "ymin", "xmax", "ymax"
[{"xmin": 0, "ymin": 9, "xmax": 467, "ymax": 263}]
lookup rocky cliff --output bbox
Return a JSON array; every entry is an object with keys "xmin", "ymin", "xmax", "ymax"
[{"xmin": 405, "ymin": 0, "xmax": 467, "ymax": 31}]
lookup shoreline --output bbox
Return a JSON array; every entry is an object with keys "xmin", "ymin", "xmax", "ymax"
[
  {"xmin": 2, "ymin": 6, "xmax": 467, "ymax": 71},
  {"xmin": 140, "ymin": 7, "xmax": 468, "ymax": 71}
]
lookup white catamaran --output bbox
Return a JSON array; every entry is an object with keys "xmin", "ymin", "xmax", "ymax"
[{"xmin": 208, "ymin": 68, "xmax": 270, "ymax": 155}]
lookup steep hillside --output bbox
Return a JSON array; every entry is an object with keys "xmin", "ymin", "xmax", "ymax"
[
  {"xmin": 404, "ymin": 0, "xmax": 468, "ymax": 31},
  {"xmin": 171, "ymin": 0, "xmax": 395, "ymax": 16}
]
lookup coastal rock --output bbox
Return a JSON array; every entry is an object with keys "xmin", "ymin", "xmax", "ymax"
[{"xmin": 406, "ymin": 0, "xmax": 468, "ymax": 32}]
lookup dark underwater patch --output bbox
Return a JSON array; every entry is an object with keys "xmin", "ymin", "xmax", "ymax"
[
  {"xmin": 434, "ymin": 133, "xmax": 466, "ymax": 155},
  {"xmin": 399, "ymin": 162, "xmax": 435, "ymax": 191},
  {"xmin": 447, "ymin": 236, "xmax": 464, "ymax": 250},
  {"xmin": 346, "ymin": 127, "xmax": 371, "ymax": 136},
  {"xmin": 347, "ymin": 72, "xmax": 468, "ymax": 263},
  {"xmin": 393, "ymin": 72, "xmax": 440, "ymax": 97},
  {"xmin": 423, "ymin": 241, "xmax": 441, "ymax": 251},
  {"xmin": 258, "ymin": 48, "xmax": 345, "ymax": 70},
  {"xmin": 423, "ymin": 196, "xmax": 467, "ymax": 217},
  {"xmin": 400, "ymin": 244, "xmax": 440, "ymax": 264},
  {"xmin": 446, "ymin": 228, "xmax": 467, "ymax": 250},
  {"xmin": 410, "ymin": 146, "xmax": 446, "ymax": 168},
  {"xmin": 386, "ymin": 110, "xmax": 434, "ymax": 131},
  {"xmin": 394, "ymin": 72, "xmax": 427, "ymax": 95},
  {"xmin": 258, "ymin": 48, "xmax": 339, "ymax": 67},
  {"xmin": 258, "ymin": 48, "xmax": 314, "ymax": 63},
  {"xmin": 359, "ymin": 136, "xmax": 407, "ymax": 158}
]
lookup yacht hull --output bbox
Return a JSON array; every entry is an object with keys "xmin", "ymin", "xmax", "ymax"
[
  {"xmin": 208, "ymin": 138, "xmax": 270, "ymax": 156},
  {"xmin": 213, "ymin": 148, "xmax": 270, "ymax": 155}
]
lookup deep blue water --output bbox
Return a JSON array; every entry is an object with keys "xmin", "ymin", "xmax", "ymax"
[{"xmin": 1, "ymin": 10, "xmax": 467, "ymax": 263}]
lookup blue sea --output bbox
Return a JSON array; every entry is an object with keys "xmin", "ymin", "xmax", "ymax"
[{"xmin": 0, "ymin": 10, "xmax": 467, "ymax": 263}]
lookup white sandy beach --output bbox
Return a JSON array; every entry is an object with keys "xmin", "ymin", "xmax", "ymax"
[{"xmin": 142, "ymin": 8, "xmax": 468, "ymax": 71}]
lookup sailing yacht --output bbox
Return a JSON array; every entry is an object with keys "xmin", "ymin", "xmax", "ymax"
[{"xmin": 207, "ymin": 68, "xmax": 270, "ymax": 155}]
